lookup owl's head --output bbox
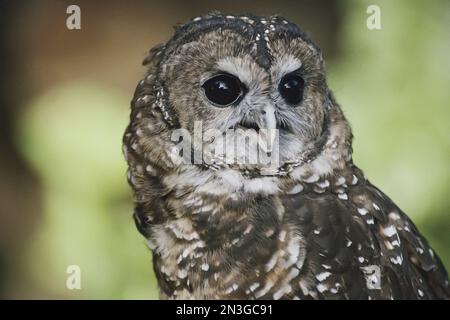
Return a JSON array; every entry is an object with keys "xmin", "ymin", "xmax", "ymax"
[{"xmin": 127, "ymin": 13, "xmax": 352, "ymax": 178}]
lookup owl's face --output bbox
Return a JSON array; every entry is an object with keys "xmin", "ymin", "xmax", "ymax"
[{"xmin": 144, "ymin": 15, "xmax": 337, "ymax": 174}]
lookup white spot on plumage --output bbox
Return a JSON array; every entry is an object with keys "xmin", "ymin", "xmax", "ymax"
[
  {"xmin": 338, "ymin": 193, "xmax": 348, "ymax": 200},
  {"xmin": 335, "ymin": 176, "xmax": 346, "ymax": 186},
  {"xmin": 265, "ymin": 229, "xmax": 275, "ymax": 237},
  {"xmin": 244, "ymin": 177, "xmax": 279, "ymax": 194},
  {"xmin": 145, "ymin": 164, "xmax": 156, "ymax": 175},
  {"xmin": 287, "ymin": 184, "xmax": 303, "ymax": 194},
  {"xmin": 316, "ymin": 271, "xmax": 332, "ymax": 282},
  {"xmin": 224, "ymin": 283, "xmax": 239, "ymax": 295},
  {"xmin": 146, "ymin": 239, "xmax": 156, "ymax": 250},
  {"xmin": 177, "ymin": 269, "xmax": 188, "ymax": 279},
  {"xmin": 201, "ymin": 263, "xmax": 209, "ymax": 271},
  {"xmin": 135, "ymin": 128, "xmax": 144, "ymax": 137},
  {"xmin": 278, "ymin": 230, "xmax": 287, "ymax": 242},
  {"xmin": 249, "ymin": 282, "xmax": 260, "ymax": 292},
  {"xmin": 286, "ymin": 268, "xmax": 300, "ymax": 282},
  {"xmin": 282, "ymin": 237, "xmax": 301, "ymax": 269},
  {"xmin": 166, "ymin": 222, "xmax": 199, "ymax": 241},
  {"xmin": 265, "ymin": 251, "xmax": 280, "ymax": 272},
  {"xmin": 273, "ymin": 284, "xmax": 292, "ymax": 300},
  {"xmin": 316, "ymin": 180, "xmax": 330, "ymax": 188},
  {"xmin": 243, "ymin": 224, "xmax": 253, "ymax": 235},
  {"xmin": 303, "ymin": 173, "xmax": 319, "ymax": 183},
  {"xmin": 316, "ymin": 283, "xmax": 328, "ymax": 293},
  {"xmin": 382, "ymin": 225, "xmax": 397, "ymax": 238},
  {"xmin": 373, "ymin": 203, "xmax": 380, "ymax": 211},
  {"xmin": 388, "ymin": 212, "xmax": 401, "ymax": 221},
  {"xmin": 254, "ymin": 280, "xmax": 275, "ymax": 298},
  {"xmin": 357, "ymin": 208, "xmax": 369, "ymax": 216},
  {"xmin": 390, "ymin": 255, "xmax": 403, "ymax": 265}
]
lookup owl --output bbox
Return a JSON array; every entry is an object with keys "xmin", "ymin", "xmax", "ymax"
[{"xmin": 123, "ymin": 13, "xmax": 449, "ymax": 300}]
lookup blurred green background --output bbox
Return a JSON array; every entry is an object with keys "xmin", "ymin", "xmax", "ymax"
[{"xmin": 0, "ymin": 0, "xmax": 448, "ymax": 299}]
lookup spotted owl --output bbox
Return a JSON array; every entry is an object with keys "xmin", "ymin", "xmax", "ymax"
[{"xmin": 123, "ymin": 13, "xmax": 449, "ymax": 300}]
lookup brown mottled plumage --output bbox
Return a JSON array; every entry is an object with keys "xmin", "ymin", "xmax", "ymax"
[{"xmin": 123, "ymin": 13, "xmax": 449, "ymax": 299}]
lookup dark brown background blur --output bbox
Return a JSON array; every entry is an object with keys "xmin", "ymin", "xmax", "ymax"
[{"xmin": 0, "ymin": 0, "xmax": 449, "ymax": 299}]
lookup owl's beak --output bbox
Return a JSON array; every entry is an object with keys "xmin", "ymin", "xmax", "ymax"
[
  {"xmin": 257, "ymin": 104, "xmax": 278, "ymax": 153},
  {"xmin": 235, "ymin": 104, "xmax": 278, "ymax": 153}
]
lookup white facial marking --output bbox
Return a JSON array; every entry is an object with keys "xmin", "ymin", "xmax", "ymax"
[{"xmin": 272, "ymin": 54, "xmax": 302, "ymax": 82}]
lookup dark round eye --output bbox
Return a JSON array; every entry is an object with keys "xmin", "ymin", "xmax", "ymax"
[
  {"xmin": 202, "ymin": 74, "xmax": 244, "ymax": 107},
  {"xmin": 279, "ymin": 73, "xmax": 305, "ymax": 105}
]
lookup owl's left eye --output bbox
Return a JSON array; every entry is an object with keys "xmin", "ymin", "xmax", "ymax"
[
  {"xmin": 202, "ymin": 74, "xmax": 244, "ymax": 107},
  {"xmin": 279, "ymin": 73, "xmax": 305, "ymax": 106}
]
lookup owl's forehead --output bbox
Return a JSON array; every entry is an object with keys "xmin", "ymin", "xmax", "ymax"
[{"xmin": 163, "ymin": 13, "xmax": 320, "ymax": 72}]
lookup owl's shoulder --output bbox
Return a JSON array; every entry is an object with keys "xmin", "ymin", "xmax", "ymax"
[{"xmin": 281, "ymin": 166, "xmax": 449, "ymax": 299}]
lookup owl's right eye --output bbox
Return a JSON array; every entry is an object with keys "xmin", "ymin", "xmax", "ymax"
[{"xmin": 202, "ymin": 74, "xmax": 244, "ymax": 107}]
